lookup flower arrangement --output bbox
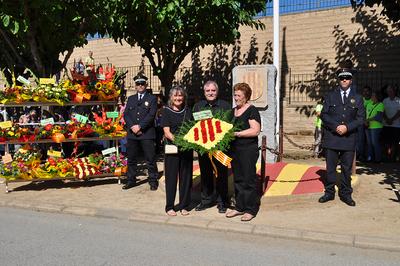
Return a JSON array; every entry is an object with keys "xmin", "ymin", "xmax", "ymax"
[
  {"xmin": 31, "ymin": 84, "xmax": 69, "ymax": 105},
  {"xmin": 0, "ymin": 145, "xmax": 42, "ymax": 180},
  {"xmin": 101, "ymin": 153, "xmax": 127, "ymax": 175},
  {"xmin": 0, "ymin": 149, "xmax": 128, "ymax": 181},
  {"xmin": 94, "ymin": 81, "xmax": 120, "ymax": 101},
  {"xmin": 174, "ymin": 110, "xmax": 238, "ymax": 155},
  {"xmin": 64, "ymin": 65, "xmax": 123, "ymax": 103},
  {"xmin": 0, "ymin": 65, "xmax": 124, "ymax": 105},
  {"xmin": 0, "ymin": 86, "xmax": 32, "ymax": 103},
  {"xmin": 34, "ymin": 124, "xmax": 53, "ymax": 140},
  {"xmin": 13, "ymin": 145, "xmax": 42, "ymax": 164},
  {"xmin": 92, "ymin": 110, "xmax": 126, "ymax": 137},
  {"xmin": 32, "ymin": 157, "xmax": 74, "ymax": 179},
  {"xmin": 67, "ymin": 156, "xmax": 100, "ymax": 179},
  {"xmin": 63, "ymin": 81, "xmax": 93, "ymax": 103},
  {"xmin": 3, "ymin": 125, "xmax": 35, "ymax": 142},
  {"xmin": 0, "ymin": 161, "xmax": 25, "ymax": 180},
  {"xmin": 64, "ymin": 119, "xmax": 94, "ymax": 139}
]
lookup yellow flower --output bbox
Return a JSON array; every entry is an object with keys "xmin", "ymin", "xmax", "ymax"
[
  {"xmin": 95, "ymin": 82, "xmax": 102, "ymax": 90},
  {"xmin": 106, "ymin": 82, "xmax": 114, "ymax": 90},
  {"xmin": 62, "ymin": 80, "xmax": 71, "ymax": 88}
]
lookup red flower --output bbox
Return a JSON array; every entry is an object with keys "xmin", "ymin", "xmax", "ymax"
[
  {"xmin": 200, "ymin": 120, "xmax": 208, "ymax": 144},
  {"xmin": 194, "ymin": 128, "xmax": 199, "ymax": 141},
  {"xmin": 215, "ymin": 120, "xmax": 222, "ymax": 133},
  {"xmin": 44, "ymin": 124, "xmax": 53, "ymax": 131},
  {"xmin": 207, "ymin": 118, "xmax": 215, "ymax": 142}
]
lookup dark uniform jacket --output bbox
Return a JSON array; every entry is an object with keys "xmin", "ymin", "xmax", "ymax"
[
  {"xmin": 124, "ymin": 92, "xmax": 157, "ymax": 140},
  {"xmin": 321, "ymin": 87, "xmax": 365, "ymax": 151},
  {"xmin": 193, "ymin": 99, "xmax": 231, "ymax": 114}
]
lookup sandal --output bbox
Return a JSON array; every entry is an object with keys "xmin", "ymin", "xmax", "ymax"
[
  {"xmin": 180, "ymin": 209, "xmax": 190, "ymax": 216},
  {"xmin": 241, "ymin": 213, "xmax": 254, "ymax": 222},
  {"xmin": 225, "ymin": 210, "xmax": 244, "ymax": 218},
  {"xmin": 166, "ymin": 210, "xmax": 177, "ymax": 216}
]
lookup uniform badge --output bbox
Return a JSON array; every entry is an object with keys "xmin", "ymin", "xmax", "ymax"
[
  {"xmin": 350, "ymin": 98, "xmax": 355, "ymax": 104},
  {"xmin": 144, "ymin": 101, "xmax": 149, "ymax": 107}
]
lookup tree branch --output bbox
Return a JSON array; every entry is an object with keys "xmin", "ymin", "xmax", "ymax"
[{"xmin": 23, "ymin": 0, "xmax": 44, "ymax": 75}]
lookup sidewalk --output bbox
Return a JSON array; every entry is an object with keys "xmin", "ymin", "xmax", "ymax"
[{"xmin": 1, "ymin": 158, "xmax": 399, "ymax": 252}]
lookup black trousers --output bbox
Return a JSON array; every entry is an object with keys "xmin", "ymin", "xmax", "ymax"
[
  {"xmin": 198, "ymin": 153, "xmax": 229, "ymax": 206},
  {"xmin": 231, "ymin": 144, "xmax": 260, "ymax": 216},
  {"xmin": 164, "ymin": 150, "xmax": 193, "ymax": 212},
  {"xmin": 325, "ymin": 148, "xmax": 354, "ymax": 197},
  {"xmin": 126, "ymin": 139, "xmax": 158, "ymax": 185}
]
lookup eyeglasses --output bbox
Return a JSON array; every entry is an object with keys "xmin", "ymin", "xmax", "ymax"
[
  {"xmin": 339, "ymin": 76, "xmax": 352, "ymax": 81},
  {"xmin": 135, "ymin": 82, "xmax": 146, "ymax": 86}
]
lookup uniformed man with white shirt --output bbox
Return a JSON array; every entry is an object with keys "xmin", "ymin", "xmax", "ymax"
[
  {"xmin": 319, "ymin": 64, "xmax": 365, "ymax": 206},
  {"xmin": 123, "ymin": 74, "xmax": 158, "ymax": 190}
]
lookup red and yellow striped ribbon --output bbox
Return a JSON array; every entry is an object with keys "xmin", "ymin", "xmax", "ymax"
[{"xmin": 208, "ymin": 150, "xmax": 233, "ymax": 177}]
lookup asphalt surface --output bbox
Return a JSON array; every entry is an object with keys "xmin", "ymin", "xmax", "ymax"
[{"xmin": 1, "ymin": 207, "xmax": 399, "ymax": 266}]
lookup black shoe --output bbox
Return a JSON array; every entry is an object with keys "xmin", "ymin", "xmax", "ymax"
[
  {"xmin": 150, "ymin": 184, "xmax": 158, "ymax": 191},
  {"xmin": 340, "ymin": 197, "xmax": 356, "ymax": 207},
  {"xmin": 318, "ymin": 194, "xmax": 335, "ymax": 203},
  {"xmin": 217, "ymin": 204, "xmax": 227, "ymax": 214},
  {"xmin": 195, "ymin": 203, "xmax": 212, "ymax": 211},
  {"xmin": 122, "ymin": 182, "xmax": 136, "ymax": 190}
]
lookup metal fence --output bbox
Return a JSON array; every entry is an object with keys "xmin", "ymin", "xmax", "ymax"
[
  {"xmin": 256, "ymin": 0, "xmax": 351, "ymax": 17},
  {"xmin": 288, "ymin": 71, "xmax": 400, "ymax": 104},
  {"xmin": 115, "ymin": 65, "xmax": 193, "ymax": 93}
]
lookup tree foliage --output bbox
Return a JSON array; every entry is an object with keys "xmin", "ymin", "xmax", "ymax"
[
  {"xmin": 351, "ymin": 0, "xmax": 400, "ymax": 22},
  {"xmin": 0, "ymin": 0, "xmax": 108, "ymax": 80},
  {"xmin": 108, "ymin": 0, "xmax": 266, "ymax": 93}
]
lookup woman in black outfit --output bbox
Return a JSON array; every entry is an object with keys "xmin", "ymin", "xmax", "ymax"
[
  {"xmin": 226, "ymin": 83, "xmax": 261, "ymax": 222},
  {"xmin": 161, "ymin": 86, "xmax": 193, "ymax": 216}
]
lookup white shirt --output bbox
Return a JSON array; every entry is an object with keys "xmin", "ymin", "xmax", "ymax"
[
  {"xmin": 383, "ymin": 96, "xmax": 400, "ymax": 127},
  {"xmin": 341, "ymin": 89, "xmax": 350, "ymax": 103},
  {"xmin": 138, "ymin": 93, "xmax": 145, "ymax": 101}
]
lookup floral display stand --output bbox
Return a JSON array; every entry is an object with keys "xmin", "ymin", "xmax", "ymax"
[{"xmin": 0, "ymin": 68, "xmax": 128, "ymax": 192}]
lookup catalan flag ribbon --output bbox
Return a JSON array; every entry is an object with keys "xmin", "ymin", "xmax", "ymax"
[
  {"xmin": 212, "ymin": 150, "xmax": 232, "ymax": 167},
  {"xmin": 208, "ymin": 150, "xmax": 233, "ymax": 176}
]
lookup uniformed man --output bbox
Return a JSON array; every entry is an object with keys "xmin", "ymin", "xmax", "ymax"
[
  {"xmin": 319, "ymin": 63, "xmax": 365, "ymax": 206},
  {"xmin": 193, "ymin": 81, "xmax": 231, "ymax": 213},
  {"xmin": 123, "ymin": 74, "xmax": 158, "ymax": 190}
]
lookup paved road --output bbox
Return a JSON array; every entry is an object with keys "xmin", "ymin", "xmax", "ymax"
[{"xmin": 1, "ymin": 207, "xmax": 399, "ymax": 266}]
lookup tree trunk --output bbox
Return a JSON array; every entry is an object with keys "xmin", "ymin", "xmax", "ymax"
[{"xmin": 158, "ymin": 71, "xmax": 175, "ymax": 98}]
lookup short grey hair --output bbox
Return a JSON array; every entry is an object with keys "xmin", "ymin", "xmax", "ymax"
[
  {"xmin": 167, "ymin": 86, "xmax": 187, "ymax": 107},
  {"xmin": 203, "ymin": 80, "xmax": 219, "ymax": 91}
]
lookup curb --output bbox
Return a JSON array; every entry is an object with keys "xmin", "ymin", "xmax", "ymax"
[{"xmin": 2, "ymin": 200, "xmax": 400, "ymax": 253}]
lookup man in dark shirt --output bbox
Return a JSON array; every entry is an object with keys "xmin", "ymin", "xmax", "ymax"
[
  {"xmin": 123, "ymin": 74, "xmax": 158, "ymax": 190},
  {"xmin": 319, "ymin": 63, "xmax": 365, "ymax": 206},
  {"xmin": 193, "ymin": 81, "xmax": 231, "ymax": 213}
]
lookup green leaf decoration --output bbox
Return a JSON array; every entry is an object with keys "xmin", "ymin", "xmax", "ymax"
[
  {"xmin": 10, "ymin": 21, "xmax": 19, "ymax": 35},
  {"xmin": 2, "ymin": 15, "xmax": 10, "ymax": 27},
  {"xmin": 173, "ymin": 109, "xmax": 241, "ymax": 156}
]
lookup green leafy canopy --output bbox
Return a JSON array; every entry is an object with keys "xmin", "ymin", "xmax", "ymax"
[
  {"xmin": 351, "ymin": 0, "xmax": 400, "ymax": 22},
  {"xmin": 107, "ymin": 0, "xmax": 266, "ymax": 93},
  {"xmin": 0, "ymin": 0, "xmax": 110, "ymax": 78}
]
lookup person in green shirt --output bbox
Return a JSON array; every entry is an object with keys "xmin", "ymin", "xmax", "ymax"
[
  {"xmin": 313, "ymin": 99, "xmax": 324, "ymax": 158},
  {"xmin": 365, "ymin": 91, "xmax": 384, "ymax": 163},
  {"xmin": 357, "ymin": 86, "xmax": 372, "ymax": 161}
]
